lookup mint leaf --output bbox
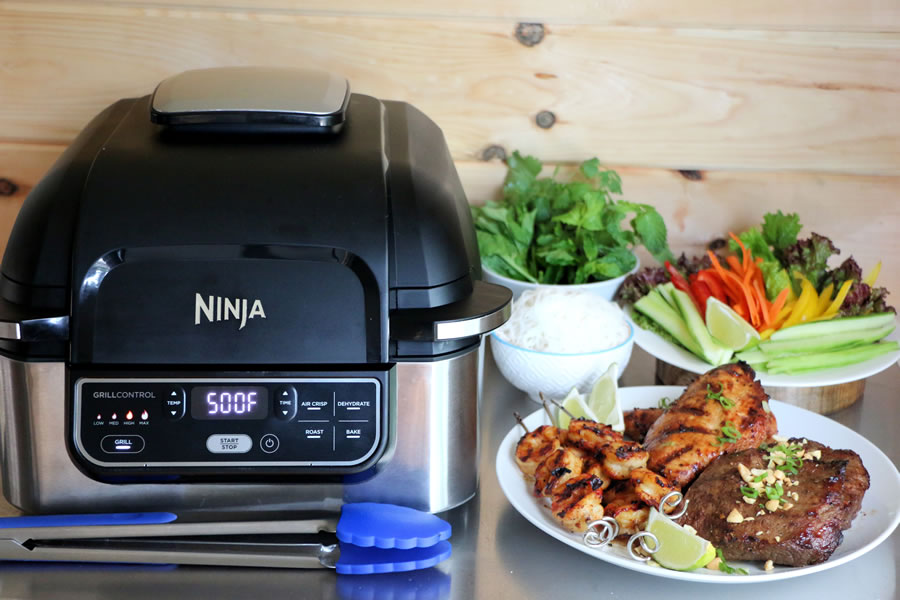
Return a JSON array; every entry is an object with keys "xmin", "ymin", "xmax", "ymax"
[{"xmin": 632, "ymin": 208, "xmax": 674, "ymax": 264}]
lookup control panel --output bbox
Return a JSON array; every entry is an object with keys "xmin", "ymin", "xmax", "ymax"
[{"xmin": 73, "ymin": 377, "xmax": 384, "ymax": 472}]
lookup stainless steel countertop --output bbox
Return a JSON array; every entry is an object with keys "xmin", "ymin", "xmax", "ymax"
[{"xmin": 0, "ymin": 347, "xmax": 896, "ymax": 599}]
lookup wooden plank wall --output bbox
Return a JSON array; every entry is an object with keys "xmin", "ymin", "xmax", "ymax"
[{"xmin": 1, "ymin": 1, "xmax": 898, "ymax": 292}]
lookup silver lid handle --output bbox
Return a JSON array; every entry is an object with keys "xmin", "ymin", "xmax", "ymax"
[{"xmin": 0, "ymin": 316, "xmax": 68, "ymax": 342}]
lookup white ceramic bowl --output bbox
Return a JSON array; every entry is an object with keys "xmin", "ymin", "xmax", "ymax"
[
  {"xmin": 490, "ymin": 322, "xmax": 634, "ymax": 402},
  {"xmin": 481, "ymin": 258, "xmax": 640, "ymax": 302}
]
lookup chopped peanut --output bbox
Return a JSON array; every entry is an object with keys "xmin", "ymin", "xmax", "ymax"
[
  {"xmin": 783, "ymin": 502, "xmax": 794, "ymax": 510},
  {"xmin": 755, "ymin": 530, "xmax": 763, "ymax": 536},
  {"xmin": 727, "ymin": 508, "xmax": 744, "ymax": 523},
  {"xmin": 706, "ymin": 557, "xmax": 722, "ymax": 570},
  {"xmin": 764, "ymin": 559, "xmax": 774, "ymax": 572},
  {"xmin": 738, "ymin": 463, "xmax": 753, "ymax": 482},
  {"xmin": 765, "ymin": 473, "xmax": 776, "ymax": 485},
  {"xmin": 774, "ymin": 470, "xmax": 785, "ymax": 480},
  {"xmin": 684, "ymin": 524, "xmax": 698, "ymax": 535},
  {"xmin": 743, "ymin": 496, "xmax": 757, "ymax": 505},
  {"xmin": 791, "ymin": 491, "xmax": 799, "ymax": 501},
  {"xmin": 775, "ymin": 536, "xmax": 781, "ymax": 542},
  {"xmin": 765, "ymin": 499, "xmax": 780, "ymax": 512},
  {"xmin": 808, "ymin": 449, "xmax": 822, "ymax": 460},
  {"xmin": 750, "ymin": 468, "xmax": 768, "ymax": 476},
  {"xmin": 772, "ymin": 435, "xmax": 788, "ymax": 443}
]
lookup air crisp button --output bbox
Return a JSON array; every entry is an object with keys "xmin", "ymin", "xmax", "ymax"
[
  {"xmin": 206, "ymin": 434, "xmax": 252, "ymax": 454},
  {"xmin": 101, "ymin": 435, "xmax": 145, "ymax": 454}
]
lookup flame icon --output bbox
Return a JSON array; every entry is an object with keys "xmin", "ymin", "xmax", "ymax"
[
  {"xmin": 111, "ymin": 413, "xmax": 117, "ymax": 420},
  {"xmin": 96, "ymin": 414, "xmax": 102, "ymax": 420},
  {"xmin": 140, "ymin": 410, "xmax": 149, "ymax": 420},
  {"xmin": 125, "ymin": 410, "xmax": 134, "ymax": 421}
]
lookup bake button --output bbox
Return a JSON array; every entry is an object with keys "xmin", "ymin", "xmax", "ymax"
[
  {"xmin": 206, "ymin": 434, "xmax": 252, "ymax": 454},
  {"xmin": 275, "ymin": 386, "xmax": 297, "ymax": 421},
  {"xmin": 260, "ymin": 434, "xmax": 280, "ymax": 454},
  {"xmin": 338, "ymin": 425, "xmax": 374, "ymax": 442},
  {"xmin": 101, "ymin": 435, "xmax": 145, "ymax": 454},
  {"xmin": 164, "ymin": 386, "xmax": 186, "ymax": 420}
]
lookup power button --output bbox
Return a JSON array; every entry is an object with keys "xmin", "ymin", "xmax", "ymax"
[{"xmin": 260, "ymin": 434, "xmax": 279, "ymax": 454}]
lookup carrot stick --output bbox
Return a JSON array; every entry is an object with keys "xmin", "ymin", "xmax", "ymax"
[
  {"xmin": 726, "ymin": 256, "xmax": 744, "ymax": 277},
  {"xmin": 768, "ymin": 287, "xmax": 790, "ymax": 325},
  {"xmin": 752, "ymin": 278, "xmax": 770, "ymax": 328},
  {"xmin": 729, "ymin": 232, "xmax": 752, "ymax": 274}
]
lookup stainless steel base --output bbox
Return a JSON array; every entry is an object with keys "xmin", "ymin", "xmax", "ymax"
[{"xmin": 0, "ymin": 346, "xmax": 482, "ymax": 514}]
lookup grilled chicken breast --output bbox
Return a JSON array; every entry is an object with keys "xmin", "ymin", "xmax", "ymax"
[
  {"xmin": 623, "ymin": 407, "xmax": 663, "ymax": 443},
  {"xmin": 643, "ymin": 362, "xmax": 777, "ymax": 489}
]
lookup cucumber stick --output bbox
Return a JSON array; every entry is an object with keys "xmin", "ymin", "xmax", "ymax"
[
  {"xmin": 766, "ymin": 341, "xmax": 900, "ymax": 374},
  {"xmin": 670, "ymin": 289, "xmax": 733, "ymax": 365},
  {"xmin": 770, "ymin": 312, "xmax": 896, "ymax": 341},
  {"xmin": 734, "ymin": 347, "xmax": 768, "ymax": 365},
  {"xmin": 760, "ymin": 323, "xmax": 895, "ymax": 358},
  {"xmin": 634, "ymin": 290, "xmax": 704, "ymax": 357}
]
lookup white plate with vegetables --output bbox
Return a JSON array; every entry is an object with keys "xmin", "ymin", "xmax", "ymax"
[
  {"xmin": 628, "ymin": 309, "xmax": 900, "ymax": 388},
  {"xmin": 618, "ymin": 212, "xmax": 899, "ymax": 387},
  {"xmin": 496, "ymin": 386, "xmax": 900, "ymax": 583}
]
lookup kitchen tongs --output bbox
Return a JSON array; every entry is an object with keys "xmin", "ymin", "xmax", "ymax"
[{"xmin": 0, "ymin": 503, "xmax": 452, "ymax": 574}]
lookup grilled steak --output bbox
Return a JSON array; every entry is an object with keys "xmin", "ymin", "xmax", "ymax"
[
  {"xmin": 623, "ymin": 407, "xmax": 663, "ymax": 443},
  {"xmin": 678, "ymin": 439, "xmax": 870, "ymax": 566},
  {"xmin": 643, "ymin": 362, "xmax": 777, "ymax": 489}
]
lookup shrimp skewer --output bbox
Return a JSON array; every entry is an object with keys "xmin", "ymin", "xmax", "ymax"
[{"xmin": 513, "ymin": 413, "xmax": 563, "ymax": 478}]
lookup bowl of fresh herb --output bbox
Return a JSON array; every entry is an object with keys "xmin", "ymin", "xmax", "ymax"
[{"xmin": 472, "ymin": 152, "xmax": 674, "ymax": 301}]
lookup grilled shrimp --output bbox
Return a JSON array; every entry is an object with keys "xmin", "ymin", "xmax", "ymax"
[
  {"xmin": 629, "ymin": 467, "xmax": 679, "ymax": 513},
  {"xmin": 596, "ymin": 440, "xmax": 650, "ymax": 480},
  {"xmin": 567, "ymin": 419, "xmax": 622, "ymax": 453},
  {"xmin": 549, "ymin": 474, "xmax": 605, "ymax": 533},
  {"xmin": 602, "ymin": 481, "xmax": 650, "ymax": 535},
  {"xmin": 581, "ymin": 456, "xmax": 612, "ymax": 490},
  {"xmin": 515, "ymin": 425, "xmax": 563, "ymax": 477},
  {"xmin": 533, "ymin": 447, "xmax": 583, "ymax": 497}
]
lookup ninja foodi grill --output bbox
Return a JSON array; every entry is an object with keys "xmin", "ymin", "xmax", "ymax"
[{"xmin": 0, "ymin": 67, "xmax": 511, "ymax": 515}]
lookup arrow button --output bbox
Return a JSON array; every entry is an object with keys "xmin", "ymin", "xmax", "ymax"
[
  {"xmin": 274, "ymin": 385, "xmax": 297, "ymax": 421},
  {"xmin": 164, "ymin": 385, "xmax": 186, "ymax": 421}
]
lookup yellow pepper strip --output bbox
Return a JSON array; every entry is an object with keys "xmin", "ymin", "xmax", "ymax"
[
  {"xmin": 799, "ymin": 277, "xmax": 820, "ymax": 323},
  {"xmin": 815, "ymin": 283, "xmax": 834, "ymax": 318},
  {"xmin": 863, "ymin": 261, "xmax": 882, "ymax": 287},
  {"xmin": 823, "ymin": 279, "xmax": 854, "ymax": 316},
  {"xmin": 759, "ymin": 328, "xmax": 776, "ymax": 341},
  {"xmin": 782, "ymin": 278, "xmax": 816, "ymax": 329}
]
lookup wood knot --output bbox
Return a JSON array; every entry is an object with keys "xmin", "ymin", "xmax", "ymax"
[
  {"xmin": 708, "ymin": 238, "xmax": 728, "ymax": 251},
  {"xmin": 0, "ymin": 178, "xmax": 19, "ymax": 197},
  {"xmin": 677, "ymin": 169, "xmax": 704, "ymax": 181},
  {"xmin": 481, "ymin": 145, "xmax": 507, "ymax": 162},
  {"xmin": 515, "ymin": 23, "xmax": 545, "ymax": 47},
  {"xmin": 535, "ymin": 111, "xmax": 556, "ymax": 129}
]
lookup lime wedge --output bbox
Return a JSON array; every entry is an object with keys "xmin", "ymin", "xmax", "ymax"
[
  {"xmin": 644, "ymin": 507, "xmax": 716, "ymax": 571},
  {"xmin": 555, "ymin": 387, "xmax": 597, "ymax": 429},
  {"xmin": 586, "ymin": 363, "xmax": 624, "ymax": 432},
  {"xmin": 706, "ymin": 297, "xmax": 761, "ymax": 352}
]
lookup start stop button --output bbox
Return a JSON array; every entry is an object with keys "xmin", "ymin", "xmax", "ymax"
[{"xmin": 206, "ymin": 434, "xmax": 252, "ymax": 454}]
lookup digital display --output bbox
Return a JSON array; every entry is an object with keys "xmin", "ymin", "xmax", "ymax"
[{"xmin": 190, "ymin": 386, "xmax": 269, "ymax": 420}]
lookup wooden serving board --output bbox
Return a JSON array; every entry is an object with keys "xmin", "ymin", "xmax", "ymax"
[{"xmin": 655, "ymin": 359, "xmax": 865, "ymax": 415}]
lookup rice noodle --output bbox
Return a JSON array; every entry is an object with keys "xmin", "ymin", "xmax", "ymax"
[{"xmin": 496, "ymin": 288, "xmax": 630, "ymax": 353}]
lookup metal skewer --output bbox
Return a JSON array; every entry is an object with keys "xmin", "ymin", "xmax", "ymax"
[{"xmin": 658, "ymin": 490, "xmax": 689, "ymax": 519}]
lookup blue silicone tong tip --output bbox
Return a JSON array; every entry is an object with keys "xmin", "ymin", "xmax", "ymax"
[
  {"xmin": 335, "ymin": 540, "xmax": 452, "ymax": 575},
  {"xmin": 335, "ymin": 503, "xmax": 452, "ymax": 550}
]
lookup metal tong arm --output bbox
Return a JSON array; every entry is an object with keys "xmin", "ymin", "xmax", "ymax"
[
  {"xmin": 0, "ymin": 517, "xmax": 338, "ymax": 544},
  {"xmin": 0, "ymin": 536, "xmax": 339, "ymax": 569}
]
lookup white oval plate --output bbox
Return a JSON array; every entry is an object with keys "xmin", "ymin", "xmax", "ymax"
[
  {"xmin": 626, "ymin": 310, "xmax": 900, "ymax": 388},
  {"xmin": 496, "ymin": 386, "xmax": 900, "ymax": 584}
]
